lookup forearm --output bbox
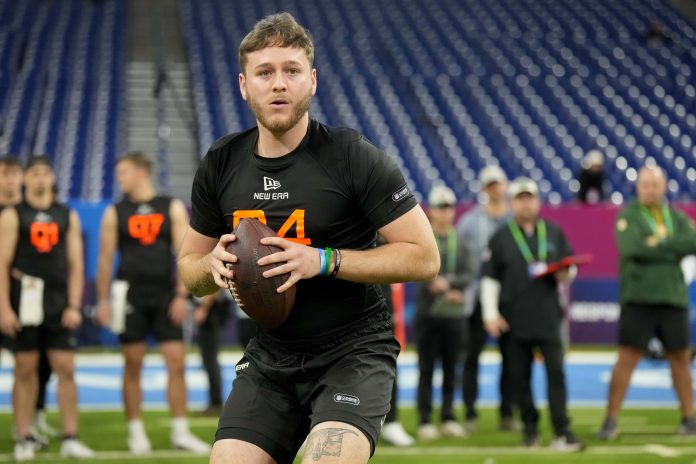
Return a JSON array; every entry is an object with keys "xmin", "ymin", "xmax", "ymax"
[
  {"xmin": 0, "ymin": 266, "xmax": 11, "ymax": 312},
  {"xmin": 480, "ymin": 277, "xmax": 501, "ymax": 323},
  {"xmin": 68, "ymin": 265, "xmax": 84, "ymax": 309},
  {"xmin": 96, "ymin": 260, "xmax": 112, "ymax": 303},
  {"xmin": 178, "ymin": 253, "xmax": 219, "ymax": 297},
  {"xmin": 335, "ymin": 241, "xmax": 439, "ymax": 284}
]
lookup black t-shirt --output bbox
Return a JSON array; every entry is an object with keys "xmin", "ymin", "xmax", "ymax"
[
  {"xmin": 190, "ymin": 120, "xmax": 417, "ymax": 343},
  {"xmin": 115, "ymin": 196, "xmax": 173, "ymax": 285},
  {"xmin": 12, "ymin": 201, "xmax": 71, "ymax": 289},
  {"xmin": 482, "ymin": 219, "xmax": 573, "ymax": 341}
]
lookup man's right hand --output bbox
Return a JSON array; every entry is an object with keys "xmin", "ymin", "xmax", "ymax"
[
  {"xmin": 0, "ymin": 307, "xmax": 20, "ymax": 338},
  {"xmin": 484, "ymin": 316, "xmax": 509, "ymax": 339},
  {"xmin": 96, "ymin": 301, "xmax": 111, "ymax": 327},
  {"xmin": 207, "ymin": 234, "xmax": 239, "ymax": 289}
]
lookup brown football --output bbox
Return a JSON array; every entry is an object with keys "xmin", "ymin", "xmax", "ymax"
[{"xmin": 224, "ymin": 218, "xmax": 295, "ymax": 329}]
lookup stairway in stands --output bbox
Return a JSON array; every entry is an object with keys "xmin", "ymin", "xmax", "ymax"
[{"xmin": 127, "ymin": 0, "xmax": 197, "ymax": 203}]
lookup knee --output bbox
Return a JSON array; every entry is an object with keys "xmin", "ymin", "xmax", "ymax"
[
  {"xmin": 15, "ymin": 364, "xmax": 38, "ymax": 382},
  {"xmin": 124, "ymin": 359, "xmax": 143, "ymax": 378}
]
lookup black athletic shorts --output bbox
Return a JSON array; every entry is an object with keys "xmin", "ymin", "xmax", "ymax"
[
  {"xmin": 619, "ymin": 303, "xmax": 690, "ymax": 352},
  {"xmin": 216, "ymin": 312, "xmax": 400, "ymax": 464},
  {"xmin": 118, "ymin": 283, "xmax": 183, "ymax": 344},
  {"xmin": 8, "ymin": 280, "xmax": 77, "ymax": 352}
]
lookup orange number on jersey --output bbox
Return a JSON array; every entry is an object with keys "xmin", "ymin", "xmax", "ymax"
[
  {"xmin": 128, "ymin": 214, "xmax": 165, "ymax": 246},
  {"xmin": 30, "ymin": 222, "xmax": 59, "ymax": 253},
  {"xmin": 277, "ymin": 209, "xmax": 311, "ymax": 245},
  {"xmin": 232, "ymin": 209, "xmax": 311, "ymax": 245}
]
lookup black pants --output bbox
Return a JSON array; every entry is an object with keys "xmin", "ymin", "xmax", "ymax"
[
  {"xmin": 198, "ymin": 301, "xmax": 230, "ymax": 407},
  {"xmin": 505, "ymin": 337, "xmax": 570, "ymax": 435},
  {"xmin": 36, "ymin": 348, "xmax": 52, "ymax": 411},
  {"xmin": 416, "ymin": 317, "xmax": 464, "ymax": 424},
  {"xmin": 462, "ymin": 304, "xmax": 514, "ymax": 420}
]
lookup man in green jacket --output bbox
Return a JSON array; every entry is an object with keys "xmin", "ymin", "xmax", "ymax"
[{"xmin": 599, "ymin": 166, "xmax": 696, "ymax": 439}]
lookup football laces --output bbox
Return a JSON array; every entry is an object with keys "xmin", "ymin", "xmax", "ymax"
[{"xmin": 228, "ymin": 281, "xmax": 243, "ymax": 308}]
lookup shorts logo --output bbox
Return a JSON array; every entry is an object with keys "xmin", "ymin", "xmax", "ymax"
[
  {"xmin": 333, "ymin": 393, "xmax": 360, "ymax": 406},
  {"xmin": 392, "ymin": 185, "xmax": 410, "ymax": 202},
  {"xmin": 264, "ymin": 177, "xmax": 281, "ymax": 191},
  {"xmin": 236, "ymin": 362, "xmax": 250, "ymax": 372}
]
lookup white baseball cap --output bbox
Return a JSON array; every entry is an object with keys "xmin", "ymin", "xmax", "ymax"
[
  {"xmin": 508, "ymin": 177, "xmax": 539, "ymax": 198},
  {"xmin": 428, "ymin": 185, "xmax": 456, "ymax": 207},
  {"xmin": 479, "ymin": 165, "xmax": 508, "ymax": 186}
]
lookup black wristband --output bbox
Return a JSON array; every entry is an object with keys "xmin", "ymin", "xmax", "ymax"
[{"xmin": 330, "ymin": 248, "xmax": 342, "ymax": 277}]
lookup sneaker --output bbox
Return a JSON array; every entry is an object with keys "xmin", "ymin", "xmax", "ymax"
[
  {"xmin": 464, "ymin": 417, "xmax": 478, "ymax": 433},
  {"xmin": 128, "ymin": 431, "xmax": 152, "ymax": 455},
  {"xmin": 597, "ymin": 417, "xmax": 618, "ymax": 441},
  {"xmin": 34, "ymin": 411, "xmax": 59, "ymax": 438},
  {"xmin": 440, "ymin": 420, "xmax": 468, "ymax": 438},
  {"xmin": 417, "ymin": 423, "xmax": 440, "ymax": 441},
  {"xmin": 679, "ymin": 417, "xmax": 696, "ymax": 435},
  {"xmin": 381, "ymin": 422, "xmax": 415, "ymax": 447},
  {"xmin": 500, "ymin": 417, "xmax": 522, "ymax": 432},
  {"xmin": 550, "ymin": 431, "xmax": 585, "ymax": 452},
  {"xmin": 171, "ymin": 431, "xmax": 212, "ymax": 453},
  {"xmin": 522, "ymin": 430, "xmax": 540, "ymax": 447},
  {"xmin": 14, "ymin": 438, "xmax": 36, "ymax": 462},
  {"xmin": 60, "ymin": 438, "xmax": 96, "ymax": 459}
]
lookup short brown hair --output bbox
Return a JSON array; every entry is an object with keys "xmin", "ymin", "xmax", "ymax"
[
  {"xmin": 117, "ymin": 152, "xmax": 153, "ymax": 173},
  {"xmin": 238, "ymin": 12, "xmax": 314, "ymax": 73},
  {"xmin": 0, "ymin": 157, "xmax": 22, "ymax": 170},
  {"xmin": 25, "ymin": 155, "xmax": 52, "ymax": 171}
]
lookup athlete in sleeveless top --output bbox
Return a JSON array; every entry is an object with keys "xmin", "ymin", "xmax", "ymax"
[
  {"xmin": 95, "ymin": 152, "xmax": 210, "ymax": 454},
  {"xmin": 0, "ymin": 156, "xmax": 94, "ymax": 460}
]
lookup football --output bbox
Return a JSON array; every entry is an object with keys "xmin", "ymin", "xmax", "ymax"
[{"xmin": 224, "ymin": 218, "xmax": 295, "ymax": 329}]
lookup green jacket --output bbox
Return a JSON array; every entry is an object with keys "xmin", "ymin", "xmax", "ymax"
[{"xmin": 616, "ymin": 200, "xmax": 696, "ymax": 308}]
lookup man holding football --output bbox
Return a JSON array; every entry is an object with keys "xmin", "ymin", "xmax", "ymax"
[{"xmin": 178, "ymin": 12, "xmax": 440, "ymax": 464}]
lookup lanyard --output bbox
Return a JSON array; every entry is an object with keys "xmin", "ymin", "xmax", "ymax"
[
  {"xmin": 435, "ymin": 229, "xmax": 457, "ymax": 274},
  {"xmin": 508, "ymin": 220, "xmax": 547, "ymax": 263},
  {"xmin": 640, "ymin": 205, "xmax": 673, "ymax": 237}
]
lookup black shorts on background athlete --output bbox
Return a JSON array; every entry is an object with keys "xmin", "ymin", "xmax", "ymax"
[
  {"xmin": 114, "ymin": 196, "xmax": 182, "ymax": 344},
  {"xmin": 619, "ymin": 303, "xmax": 690, "ymax": 352},
  {"xmin": 190, "ymin": 120, "xmax": 417, "ymax": 460}
]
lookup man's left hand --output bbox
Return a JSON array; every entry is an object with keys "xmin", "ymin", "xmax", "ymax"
[
  {"xmin": 257, "ymin": 237, "xmax": 322, "ymax": 293},
  {"xmin": 168, "ymin": 296, "xmax": 189, "ymax": 326},
  {"xmin": 61, "ymin": 307, "xmax": 82, "ymax": 329}
]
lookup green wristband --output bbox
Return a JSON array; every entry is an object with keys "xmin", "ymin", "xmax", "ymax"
[{"xmin": 325, "ymin": 247, "xmax": 333, "ymax": 276}]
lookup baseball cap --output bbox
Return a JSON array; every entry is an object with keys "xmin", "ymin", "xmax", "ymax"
[
  {"xmin": 479, "ymin": 165, "xmax": 507, "ymax": 186},
  {"xmin": 508, "ymin": 177, "xmax": 539, "ymax": 198},
  {"xmin": 428, "ymin": 185, "xmax": 456, "ymax": 208}
]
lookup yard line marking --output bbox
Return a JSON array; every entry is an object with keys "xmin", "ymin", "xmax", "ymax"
[{"xmin": 643, "ymin": 444, "xmax": 682, "ymax": 457}]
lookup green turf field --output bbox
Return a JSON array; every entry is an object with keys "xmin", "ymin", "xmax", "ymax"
[{"xmin": 2, "ymin": 407, "xmax": 696, "ymax": 463}]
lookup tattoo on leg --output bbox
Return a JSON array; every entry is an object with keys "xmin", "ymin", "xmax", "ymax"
[{"xmin": 305, "ymin": 428, "xmax": 358, "ymax": 461}]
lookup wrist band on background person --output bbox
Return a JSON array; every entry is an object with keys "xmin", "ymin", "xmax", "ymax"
[
  {"xmin": 318, "ymin": 248, "xmax": 326, "ymax": 276},
  {"xmin": 331, "ymin": 248, "xmax": 342, "ymax": 277},
  {"xmin": 325, "ymin": 247, "xmax": 333, "ymax": 276}
]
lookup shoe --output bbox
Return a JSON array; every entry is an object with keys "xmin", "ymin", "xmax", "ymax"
[
  {"xmin": 597, "ymin": 417, "xmax": 618, "ymax": 441},
  {"xmin": 465, "ymin": 417, "xmax": 478, "ymax": 433},
  {"xmin": 195, "ymin": 405, "xmax": 222, "ymax": 417},
  {"xmin": 171, "ymin": 431, "xmax": 212, "ymax": 453},
  {"xmin": 440, "ymin": 420, "xmax": 468, "ymax": 438},
  {"xmin": 417, "ymin": 423, "xmax": 440, "ymax": 441},
  {"xmin": 34, "ymin": 411, "xmax": 59, "ymax": 438},
  {"xmin": 499, "ymin": 416, "xmax": 522, "ymax": 432},
  {"xmin": 128, "ymin": 431, "xmax": 152, "ymax": 455},
  {"xmin": 551, "ymin": 431, "xmax": 585, "ymax": 452},
  {"xmin": 381, "ymin": 422, "xmax": 415, "ymax": 447},
  {"xmin": 679, "ymin": 417, "xmax": 696, "ymax": 435},
  {"xmin": 60, "ymin": 438, "xmax": 96, "ymax": 458},
  {"xmin": 14, "ymin": 438, "xmax": 36, "ymax": 462},
  {"xmin": 522, "ymin": 430, "xmax": 540, "ymax": 447}
]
